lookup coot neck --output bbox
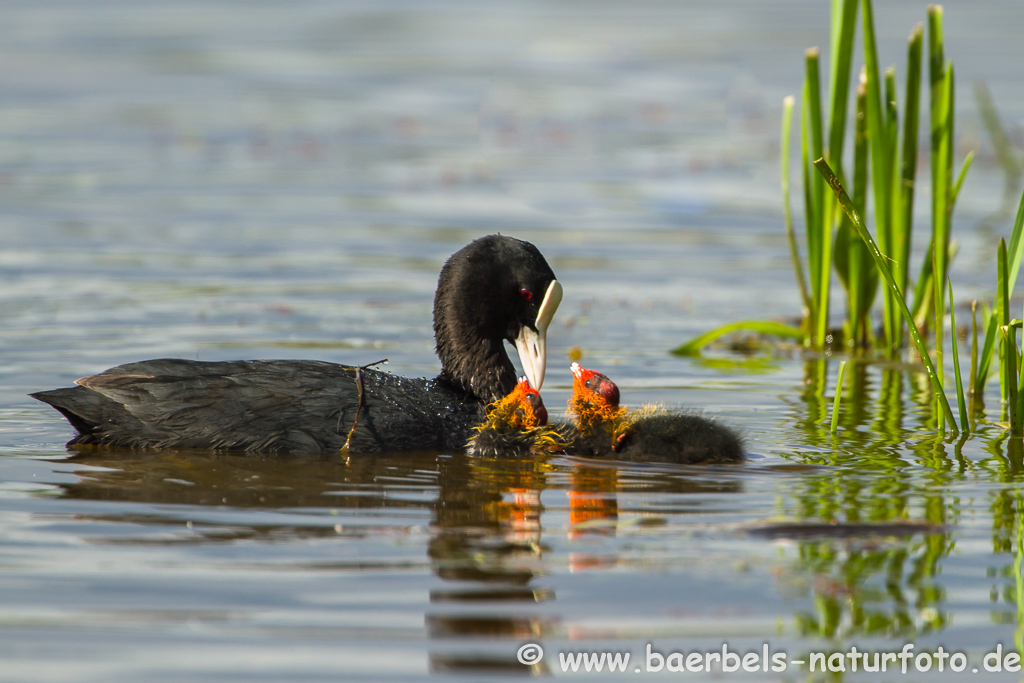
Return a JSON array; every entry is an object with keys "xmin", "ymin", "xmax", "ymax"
[{"xmin": 434, "ymin": 320, "xmax": 516, "ymax": 405}]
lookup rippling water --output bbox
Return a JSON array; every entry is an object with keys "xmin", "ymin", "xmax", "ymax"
[{"xmin": 3, "ymin": 1, "xmax": 1024, "ymax": 681}]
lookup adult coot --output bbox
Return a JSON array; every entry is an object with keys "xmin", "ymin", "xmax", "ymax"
[
  {"xmin": 32, "ymin": 235, "xmax": 563, "ymax": 455},
  {"xmin": 565, "ymin": 363, "xmax": 743, "ymax": 464}
]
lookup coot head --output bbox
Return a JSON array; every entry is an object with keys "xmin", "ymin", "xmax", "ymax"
[
  {"xmin": 434, "ymin": 235, "xmax": 562, "ymax": 403},
  {"xmin": 570, "ymin": 362, "xmax": 620, "ymax": 408},
  {"xmin": 499, "ymin": 376, "xmax": 548, "ymax": 429},
  {"xmin": 567, "ymin": 362, "xmax": 626, "ymax": 435}
]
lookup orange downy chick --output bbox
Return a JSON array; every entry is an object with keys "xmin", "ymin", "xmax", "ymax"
[
  {"xmin": 566, "ymin": 363, "xmax": 743, "ymax": 464},
  {"xmin": 466, "ymin": 377, "xmax": 566, "ymax": 457},
  {"xmin": 567, "ymin": 362, "xmax": 633, "ymax": 448}
]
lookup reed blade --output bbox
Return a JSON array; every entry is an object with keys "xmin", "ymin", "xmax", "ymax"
[
  {"xmin": 969, "ymin": 300, "xmax": 979, "ymax": 422},
  {"xmin": 815, "ymin": 157, "xmax": 958, "ymax": 432},
  {"xmin": 806, "ymin": 49, "xmax": 831, "ymax": 348},
  {"xmin": 881, "ymin": 67, "xmax": 901, "ymax": 348},
  {"xmin": 781, "ymin": 95, "xmax": 811, "ymax": 316},
  {"xmin": 999, "ymin": 238, "xmax": 1011, "ymax": 408},
  {"xmin": 950, "ymin": 151, "xmax": 975, "ymax": 211},
  {"xmin": 947, "ymin": 278, "xmax": 969, "ymax": 433},
  {"xmin": 931, "ymin": 62, "xmax": 955, "ymax": 410},
  {"xmin": 975, "ymin": 307, "xmax": 998, "ymax": 400},
  {"xmin": 1017, "ymin": 315, "xmax": 1024, "ymax": 434},
  {"xmin": 928, "ymin": 10, "xmax": 953, "ymax": 386},
  {"xmin": 801, "ymin": 80, "xmax": 820, "ymax": 340},
  {"xmin": 894, "ymin": 24, "xmax": 924, "ymax": 350},
  {"xmin": 1005, "ymin": 319, "xmax": 1019, "ymax": 433},
  {"xmin": 861, "ymin": 0, "xmax": 891, "ymax": 262},
  {"xmin": 827, "ymin": 0, "xmax": 859, "ymax": 171},
  {"xmin": 831, "ymin": 360, "xmax": 848, "ymax": 433},
  {"xmin": 835, "ymin": 77, "xmax": 874, "ymax": 345},
  {"xmin": 1007, "ymin": 184, "xmax": 1024, "ymax": 293}
]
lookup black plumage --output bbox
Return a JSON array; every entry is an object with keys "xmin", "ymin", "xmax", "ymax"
[
  {"xmin": 593, "ymin": 413, "xmax": 744, "ymax": 464},
  {"xmin": 32, "ymin": 235, "xmax": 561, "ymax": 455}
]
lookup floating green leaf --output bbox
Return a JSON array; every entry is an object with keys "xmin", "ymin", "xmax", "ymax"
[{"xmin": 670, "ymin": 321, "xmax": 804, "ymax": 357}]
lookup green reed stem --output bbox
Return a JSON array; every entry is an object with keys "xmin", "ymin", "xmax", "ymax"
[
  {"xmin": 912, "ymin": 238, "xmax": 960, "ymax": 329},
  {"xmin": 969, "ymin": 300, "xmax": 979, "ymax": 426},
  {"xmin": 929, "ymin": 9, "xmax": 954, "ymax": 412},
  {"xmin": 882, "ymin": 67, "xmax": 901, "ymax": 348},
  {"xmin": 815, "ymin": 158, "xmax": 958, "ymax": 433},
  {"xmin": 806, "ymin": 48, "xmax": 831, "ymax": 348},
  {"xmin": 972, "ymin": 186, "xmax": 1024, "ymax": 402},
  {"xmin": 932, "ymin": 244, "xmax": 945, "ymax": 429},
  {"xmin": 975, "ymin": 306, "xmax": 998, "ymax": 400},
  {"xmin": 806, "ymin": 49, "xmax": 825, "ymax": 184},
  {"xmin": 894, "ymin": 24, "xmax": 923, "ymax": 349},
  {"xmin": 781, "ymin": 95, "xmax": 811, "ymax": 316},
  {"xmin": 947, "ymin": 279, "xmax": 969, "ymax": 433},
  {"xmin": 999, "ymin": 238, "xmax": 1011, "ymax": 411},
  {"xmin": 801, "ymin": 80, "xmax": 819, "ymax": 342},
  {"xmin": 1016, "ymin": 317, "xmax": 1024, "ymax": 434},
  {"xmin": 951, "ymin": 151, "xmax": 975, "ymax": 210},
  {"xmin": 1008, "ymin": 184, "xmax": 1024, "ymax": 294},
  {"xmin": 827, "ymin": 0, "xmax": 858, "ymax": 172},
  {"xmin": 831, "ymin": 360, "xmax": 848, "ymax": 433},
  {"xmin": 1006, "ymin": 321, "xmax": 1020, "ymax": 433},
  {"xmin": 835, "ymin": 77, "xmax": 872, "ymax": 345},
  {"xmin": 862, "ymin": 0, "xmax": 896, "ymax": 348}
]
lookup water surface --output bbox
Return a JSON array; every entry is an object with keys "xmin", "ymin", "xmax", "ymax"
[{"xmin": 2, "ymin": 1, "xmax": 1024, "ymax": 681}]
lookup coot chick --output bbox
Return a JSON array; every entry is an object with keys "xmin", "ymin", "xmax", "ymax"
[
  {"xmin": 465, "ymin": 377, "xmax": 568, "ymax": 458},
  {"xmin": 566, "ymin": 363, "xmax": 743, "ymax": 464},
  {"xmin": 31, "ymin": 235, "xmax": 563, "ymax": 455}
]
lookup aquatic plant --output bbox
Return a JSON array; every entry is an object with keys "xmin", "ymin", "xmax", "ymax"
[
  {"xmin": 829, "ymin": 360, "xmax": 847, "ymax": 434},
  {"xmin": 815, "ymin": 158, "xmax": 956, "ymax": 431},
  {"xmin": 677, "ymin": 1, "xmax": 1024, "ymax": 436}
]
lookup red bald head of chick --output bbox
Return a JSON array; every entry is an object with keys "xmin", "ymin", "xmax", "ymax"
[
  {"xmin": 466, "ymin": 377, "xmax": 563, "ymax": 458},
  {"xmin": 568, "ymin": 362, "xmax": 625, "ymax": 431},
  {"xmin": 503, "ymin": 376, "xmax": 548, "ymax": 429}
]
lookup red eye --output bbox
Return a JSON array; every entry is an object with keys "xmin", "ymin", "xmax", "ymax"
[{"xmin": 520, "ymin": 289, "xmax": 532, "ymax": 300}]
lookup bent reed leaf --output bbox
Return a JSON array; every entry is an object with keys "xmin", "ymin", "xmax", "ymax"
[{"xmin": 814, "ymin": 157, "xmax": 958, "ymax": 433}]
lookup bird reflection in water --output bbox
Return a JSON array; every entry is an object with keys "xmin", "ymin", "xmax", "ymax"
[
  {"xmin": 426, "ymin": 454, "xmax": 622, "ymax": 674},
  {"xmin": 53, "ymin": 446, "xmax": 740, "ymax": 675}
]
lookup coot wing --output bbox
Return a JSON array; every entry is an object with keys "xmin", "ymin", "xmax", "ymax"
[{"xmin": 33, "ymin": 359, "xmax": 481, "ymax": 454}]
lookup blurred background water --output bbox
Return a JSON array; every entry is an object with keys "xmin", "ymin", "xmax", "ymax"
[{"xmin": 2, "ymin": 1, "xmax": 1024, "ymax": 681}]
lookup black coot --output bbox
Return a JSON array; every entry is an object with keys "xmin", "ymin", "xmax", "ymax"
[{"xmin": 32, "ymin": 235, "xmax": 563, "ymax": 455}]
